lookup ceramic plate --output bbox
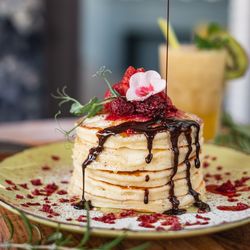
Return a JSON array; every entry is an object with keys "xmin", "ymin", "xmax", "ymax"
[{"xmin": 0, "ymin": 142, "xmax": 249, "ymax": 239}]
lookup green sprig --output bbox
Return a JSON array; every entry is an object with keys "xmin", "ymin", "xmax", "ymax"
[
  {"xmin": 52, "ymin": 87, "xmax": 115, "ymax": 139},
  {"xmin": 93, "ymin": 66, "xmax": 120, "ymax": 97}
]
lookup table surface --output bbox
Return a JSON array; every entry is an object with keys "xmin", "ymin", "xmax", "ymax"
[{"xmin": 0, "ymin": 119, "xmax": 249, "ymax": 250}]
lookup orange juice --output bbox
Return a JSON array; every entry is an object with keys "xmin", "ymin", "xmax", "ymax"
[{"xmin": 159, "ymin": 45, "xmax": 226, "ymax": 140}]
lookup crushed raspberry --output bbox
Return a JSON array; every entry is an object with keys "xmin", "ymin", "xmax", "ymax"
[
  {"xmin": 105, "ymin": 66, "xmax": 144, "ymax": 101},
  {"xmin": 12, "ymin": 185, "xmax": 19, "ymax": 191},
  {"xmin": 69, "ymin": 196, "xmax": 79, "ymax": 203},
  {"xmin": 217, "ymin": 202, "xmax": 249, "ymax": 211},
  {"xmin": 31, "ymin": 179, "xmax": 43, "ymax": 186},
  {"xmin": 156, "ymin": 226, "xmax": 165, "ymax": 231},
  {"xmin": 197, "ymin": 208, "xmax": 207, "ymax": 214},
  {"xmin": 203, "ymin": 162, "xmax": 210, "ymax": 168},
  {"xmin": 169, "ymin": 221, "xmax": 183, "ymax": 231},
  {"xmin": 51, "ymin": 155, "xmax": 60, "ymax": 161},
  {"xmin": 228, "ymin": 198, "xmax": 238, "ymax": 202},
  {"xmin": 77, "ymin": 215, "xmax": 87, "ymax": 222},
  {"xmin": 57, "ymin": 190, "xmax": 68, "ymax": 195},
  {"xmin": 32, "ymin": 189, "xmax": 45, "ymax": 196},
  {"xmin": 41, "ymin": 204, "xmax": 53, "ymax": 213},
  {"xmin": 59, "ymin": 198, "xmax": 70, "ymax": 203},
  {"xmin": 40, "ymin": 204, "xmax": 59, "ymax": 216},
  {"xmin": 5, "ymin": 180, "xmax": 15, "ymax": 185},
  {"xmin": 195, "ymin": 214, "xmax": 210, "ymax": 221},
  {"xmin": 234, "ymin": 177, "xmax": 250, "ymax": 187},
  {"xmin": 119, "ymin": 209, "xmax": 136, "ymax": 218},
  {"xmin": 185, "ymin": 221, "xmax": 209, "ymax": 226},
  {"xmin": 133, "ymin": 94, "xmax": 167, "ymax": 118},
  {"xmin": 21, "ymin": 204, "xmax": 29, "ymax": 207},
  {"xmin": 103, "ymin": 66, "xmax": 178, "ymax": 119},
  {"xmin": 109, "ymin": 97, "xmax": 135, "ymax": 116},
  {"xmin": 161, "ymin": 216, "xmax": 179, "ymax": 226},
  {"xmin": 44, "ymin": 183, "xmax": 59, "ymax": 195},
  {"xmin": 19, "ymin": 183, "xmax": 29, "ymax": 190},
  {"xmin": 5, "ymin": 187, "xmax": 12, "ymax": 191},
  {"xmin": 137, "ymin": 214, "xmax": 159, "ymax": 224},
  {"xmin": 42, "ymin": 165, "xmax": 51, "ymax": 171},
  {"xmin": 206, "ymin": 180, "xmax": 238, "ymax": 198},
  {"xmin": 138, "ymin": 222, "xmax": 155, "ymax": 228},
  {"xmin": 26, "ymin": 202, "xmax": 41, "ymax": 206},
  {"xmin": 27, "ymin": 194, "xmax": 34, "ymax": 199},
  {"xmin": 16, "ymin": 194, "xmax": 24, "ymax": 199},
  {"xmin": 93, "ymin": 213, "xmax": 116, "ymax": 224},
  {"xmin": 216, "ymin": 180, "xmax": 236, "ymax": 194},
  {"xmin": 121, "ymin": 66, "xmax": 145, "ymax": 85},
  {"xmin": 66, "ymin": 218, "xmax": 72, "ymax": 221}
]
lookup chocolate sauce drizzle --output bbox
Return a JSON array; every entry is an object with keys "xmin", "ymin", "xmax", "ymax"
[
  {"xmin": 145, "ymin": 175, "xmax": 150, "ymax": 182},
  {"xmin": 75, "ymin": 117, "xmax": 210, "ymax": 214},
  {"xmin": 144, "ymin": 189, "xmax": 149, "ymax": 204}
]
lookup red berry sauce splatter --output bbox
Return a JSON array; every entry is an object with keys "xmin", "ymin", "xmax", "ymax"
[
  {"xmin": 51, "ymin": 155, "xmax": 60, "ymax": 161},
  {"xmin": 42, "ymin": 165, "xmax": 51, "ymax": 171},
  {"xmin": 16, "ymin": 194, "xmax": 24, "ymax": 199},
  {"xmin": 31, "ymin": 179, "xmax": 43, "ymax": 186},
  {"xmin": 93, "ymin": 213, "xmax": 116, "ymax": 224},
  {"xmin": 19, "ymin": 183, "xmax": 29, "ymax": 190},
  {"xmin": 217, "ymin": 203, "xmax": 249, "ymax": 211}
]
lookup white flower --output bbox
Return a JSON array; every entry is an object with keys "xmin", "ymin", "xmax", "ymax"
[{"xmin": 126, "ymin": 70, "xmax": 166, "ymax": 101}]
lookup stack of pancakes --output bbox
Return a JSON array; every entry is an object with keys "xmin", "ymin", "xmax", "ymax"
[{"xmin": 69, "ymin": 113, "xmax": 205, "ymax": 213}]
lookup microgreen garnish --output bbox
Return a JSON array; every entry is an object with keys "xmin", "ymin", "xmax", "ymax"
[
  {"xmin": 93, "ymin": 66, "xmax": 120, "ymax": 97},
  {"xmin": 52, "ymin": 85, "xmax": 115, "ymax": 139},
  {"xmin": 52, "ymin": 66, "xmax": 120, "ymax": 139}
]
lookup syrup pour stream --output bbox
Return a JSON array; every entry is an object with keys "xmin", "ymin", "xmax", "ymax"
[{"xmin": 75, "ymin": 118, "xmax": 210, "ymax": 214}]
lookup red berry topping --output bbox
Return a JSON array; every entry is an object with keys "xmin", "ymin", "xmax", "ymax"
[
  {"xmin": 134, "ymin": 94, "xmax": 167, "ymax": 118},
  {"xmin": 104, "ymin": 66, "xmax": 145, "ymax": 99},
  {"xmin": 121, "ymin": 66, "xmax": 145, "ymax": 85},
  {"xmin": 109, "ymin": 97, "xmax": 135, "ymax": 116}
]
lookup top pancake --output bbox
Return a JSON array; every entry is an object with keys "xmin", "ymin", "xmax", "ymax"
[{"xmin": 76, "ymin": 112, "xmax": 203, "ymax": 150}]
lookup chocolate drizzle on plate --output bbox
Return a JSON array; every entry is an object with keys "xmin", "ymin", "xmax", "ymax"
[{"xmin": 77, "ymin": 117, "xmax": 210, "ymax": 214}]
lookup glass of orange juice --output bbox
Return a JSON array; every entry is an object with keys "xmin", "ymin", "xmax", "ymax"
[{"xmin": 159, "ymin": 44, "xmax": 227, "ymax": 141}]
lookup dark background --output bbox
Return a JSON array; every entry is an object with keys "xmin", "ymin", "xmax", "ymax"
[{"xmin": 0, "ymin": 0, "xmax": 233, "ymax": 121}]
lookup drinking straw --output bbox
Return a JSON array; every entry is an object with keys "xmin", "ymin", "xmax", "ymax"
[{"xmin": 158, "ymin": 18, "xmax": 180, "ymax": 48}]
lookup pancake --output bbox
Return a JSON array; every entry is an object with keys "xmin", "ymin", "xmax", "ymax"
[{"xmin": 69, "ymin": 112, "xmax": 207, "ymax": 213}]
